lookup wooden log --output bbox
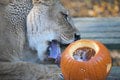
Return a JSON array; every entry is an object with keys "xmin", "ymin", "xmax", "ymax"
[
  {"xmin": 73, "ymin": 18, "xmax": 120, "ymax": 49},
  {"xmin": 107, "ymin": 66, "xmax": 120, "ymax": 80},
  {"xmin": 58, "ymin": 66, "xmax": 120, "ymax": 80}
]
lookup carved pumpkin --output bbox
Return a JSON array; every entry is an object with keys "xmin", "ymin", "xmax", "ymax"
[{"xmin": 60, "ymin": 39, "xmax": 112, "ymax": 80}]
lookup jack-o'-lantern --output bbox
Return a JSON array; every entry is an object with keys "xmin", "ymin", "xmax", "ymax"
[{"xmin": 60, "ymin": 39, "xmax": 112, "ymax": 80}]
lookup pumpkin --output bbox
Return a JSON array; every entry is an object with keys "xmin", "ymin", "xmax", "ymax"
[{"xmin": 60, "ymin": 39, "xmax": 112, "ymax": 80}]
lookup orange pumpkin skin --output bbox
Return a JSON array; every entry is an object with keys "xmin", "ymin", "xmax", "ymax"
[{"xmin": 60, "ymin": 39, "xmax": 112, "ymax": 80}]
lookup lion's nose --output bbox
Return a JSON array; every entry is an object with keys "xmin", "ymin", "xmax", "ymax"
[{"xmin": 74, "ymin": 33, "xmax": 81, "ymax": 41}]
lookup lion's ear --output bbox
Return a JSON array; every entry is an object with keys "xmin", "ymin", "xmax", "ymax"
[
  {"xmin": 0, "ymin": 0, "xmax": 11, "ymax": 5},
  {"xmin": 0, "ymin": 0, "xmax": 13, "ymax": 5},
  {"xmin": 32, "ymin": 0, "xmax": 41, "ymax": 4}
]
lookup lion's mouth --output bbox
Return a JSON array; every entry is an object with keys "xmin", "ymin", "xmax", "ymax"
[{"xmin": 47, "ymin": 40, "xmax": 61, "ymax": 64}]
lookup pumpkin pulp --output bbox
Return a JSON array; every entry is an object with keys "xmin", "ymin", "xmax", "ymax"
[{"xmin": 73, "ymin": 47, "xmax": 96, "ymax": 61}]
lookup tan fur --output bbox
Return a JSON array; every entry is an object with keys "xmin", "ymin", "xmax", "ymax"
[
  {"xmin": 0, "ymin": 0, "xmax": 76, "ymax": 79},
  {"xmin": 27, "ymin": 0, "xmax": 76, "ymax": 61},
  {"xmin": 0, "ymin": 0, "xmax": 61, "ymax": 79},
  {"xmin": 0, "ymin": 62, "xmax": 60, "ymax": 80},
  {"xmin": 0, "ymin": 0, "xmax": 33, "ymax": 61},
  {"xmin": 0, "ymin": 0, "xmax": 13, "ymax": 5}
]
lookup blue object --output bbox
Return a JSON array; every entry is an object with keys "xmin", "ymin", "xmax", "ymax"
[{"xmin": 48, "ymin": 40, "xmax": 61, "ymax": 59}]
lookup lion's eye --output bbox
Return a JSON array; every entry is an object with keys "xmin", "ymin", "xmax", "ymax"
[
  {"xmin": 44, "ymin": 0, "xmax": 49, "ymax": 1},
  {"xmin": 60, "ymin": 12, "xmax": 68, "ymax": 21}
]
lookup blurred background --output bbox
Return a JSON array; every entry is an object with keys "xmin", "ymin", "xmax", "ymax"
[
  {"xmin": 61, "ymin": 0, "xmax": 120, "ymax": 17},
  {"xmin": 61, "ymin": 0, "xmax": 120, "ymax": 66}
]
